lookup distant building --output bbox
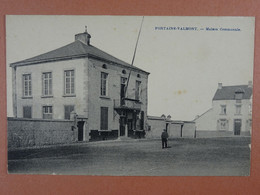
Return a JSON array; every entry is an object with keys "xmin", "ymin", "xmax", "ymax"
[
  {"xmin": 194, "ymin": 82, "xmax": 252, "ymax": 137},
  {"xmin": 146, "ymin": 115, "xmax": 196, "ymax": 139},
  {"xmin": 10, "ymin": 29, "xmax": 149, "ymax": 141}
]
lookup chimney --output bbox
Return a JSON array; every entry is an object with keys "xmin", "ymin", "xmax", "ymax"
[
  {"xmin": 248, "ymin": 81, "xmax": 253, "ymax": 88},
  {"xmin": 218, "ymin": 83, "xmax": 222, "ymax": 89},
  {"xmin": 75, "ymin": 26, "xmax": 91, "ymax": 45}
]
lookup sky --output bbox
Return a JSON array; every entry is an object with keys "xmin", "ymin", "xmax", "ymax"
[{"xmin": 6, "ymin": 16, "xmax": 255, "ymax": 120}]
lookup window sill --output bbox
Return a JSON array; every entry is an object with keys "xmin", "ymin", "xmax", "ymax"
[
  {"xmin": 99, "ymin": 130, "xmax": 111, "ymax": 132},
  {"xmin": 22, "ymin": 96, "xmax": 33, "ymax": 99},
  {"xmin": 63, "ymin": 94, "xmax": 76, "ymax": 97},
  {"xmin": 100, "ymin": 96, "xmax": 111, "ymax": 100},
  {"xmin": 234, "ymin": 114, "xmax": 242, "ymax": 116},
  {"xmin": 219, "ymin": 114, "xmax": 226, "ymax": 115},
  {"xmin": 41, "ymin": 95, "xmax": 53, "ymax": 98}
]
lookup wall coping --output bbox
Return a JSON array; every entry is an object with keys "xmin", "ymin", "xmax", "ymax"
[{"xmin": 8, "ymin": 117, "xmax": 74, "ymax": 123}]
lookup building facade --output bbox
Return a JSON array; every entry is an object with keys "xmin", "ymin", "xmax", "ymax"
[
  {"xmin": 146, "ymin": 115, "xmax": 196, "ymax": 139},
  {"xmin": 10, "ymin": 29, "xmax": 149, "ymax": 141},
  {"xmin": 194, "ymin": 82, "xmax": 252, "ymax": 137}
]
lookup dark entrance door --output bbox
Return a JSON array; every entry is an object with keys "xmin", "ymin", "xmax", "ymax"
[
  {"xmin": 77, "ymin": 121, "xmax": 84, "ymax": 141},
  {"xmin": 234, "ymin": 119, "xmax": 241, "ymax": 135},
  {"xmin": 120, "ymin": 117, "xmax": 125, "ymax": 136}
]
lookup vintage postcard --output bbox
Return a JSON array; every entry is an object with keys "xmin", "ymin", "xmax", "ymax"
[{"xmin": 6, "ymin": 15, "xmax": 254, "ymax": 176}]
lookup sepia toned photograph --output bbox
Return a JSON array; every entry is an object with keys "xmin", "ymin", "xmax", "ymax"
[{"xmin": 6, "ymin": 15, "xmax": 254, "ymax": 176}]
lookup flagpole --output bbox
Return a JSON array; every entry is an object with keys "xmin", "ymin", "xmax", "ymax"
[{"xmin": 124, "ymin": 16, "xmax": 144, "ymax": 97}]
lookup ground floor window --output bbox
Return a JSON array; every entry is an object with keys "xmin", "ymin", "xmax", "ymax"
[
  {"xmin": 64, "ymin": 105, "xmax": 74, "ymax": 120},
  {"xmin": 100, "ymin": 107, "xmax": 108, "ymax": 130},
  {"xmin": 218, "ymin": 119, "xmax": 228, "ymax": 130},
  {"xmin": 23, "ymin": 106, "xmax": 32, "ymax": 118},
  {"xmin": 43, "ymin": 106, "xmax": 53, "ymax": 119}
]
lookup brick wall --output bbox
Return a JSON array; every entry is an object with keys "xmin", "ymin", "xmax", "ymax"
[{"xmin": 8, "ymin": 117, "xmax": 76, "ymax": 149}]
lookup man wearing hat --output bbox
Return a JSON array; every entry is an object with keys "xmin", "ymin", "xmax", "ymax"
[{"xmin": 161, "ymin": 129, "xmax": 169, "ymax": 149}]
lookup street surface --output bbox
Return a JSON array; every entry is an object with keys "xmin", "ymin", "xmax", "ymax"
[{"xmin": 8, "ymin": 137, "xmax": 250, "ymax": 176}]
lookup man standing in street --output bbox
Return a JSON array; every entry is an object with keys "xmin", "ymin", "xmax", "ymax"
[{"xmin": 161, "ymin": 129, "xmax": 169, "ymax": 149}]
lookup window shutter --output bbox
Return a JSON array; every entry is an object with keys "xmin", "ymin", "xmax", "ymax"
[{"xmin": 101, "ymin": 107, "xmax": 108, "ymax": 130}]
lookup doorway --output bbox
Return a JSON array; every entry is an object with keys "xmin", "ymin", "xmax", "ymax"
[
  {"xmin": 77, "ymin": 121, "xmax": 85, "ymax": 141},
  {"xmin": 234, "ymin": 119, "xmax": 242, "ymax": 135},
  {"xmin": 120, "ymin": 117, "xmax": 126, "ymax": 136}
]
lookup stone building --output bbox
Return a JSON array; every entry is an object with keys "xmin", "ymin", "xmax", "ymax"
[
  {"xmin": 194, "ymin": 82, "xmax": 252, "ymax": 137},
  {"xmin": 146, "ymin": 115, "xmax": 196, "ymax": 139},
  {"xmin": 10, "ymin": 29, "xmax": 149, "ymax": 141}
]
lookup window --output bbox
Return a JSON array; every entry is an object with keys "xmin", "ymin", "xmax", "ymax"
[
  {"xmin": 22, "ymin": 74, "xmax": 32, "ymax": 97},
  {"xmin": 23, "ymin": 106, "xmax": 32, "ymax": 118},
  {"xmin": 220, "ymin": 105, "xmax": 226, "ymax": 115},
  {"xmin": 121, "ymin": 77, "xmax": 127, "ymax": 84},
  {"xmin": 64, "ymin": 70, "xmax": 75, "ymax": 95},
  {"xmin": 135, "ymin": 81, "xmax": 142, "ymax": 100},
  {"xmin": 64, "ymin": 105, "xmax": 74, "ymax": 120},
  {"xmin": 219, "ymin": 119, "xmax": 228, "ymax": 130},
  {"xmin": 100, "ymin": 107, "xmax": 108, "ymax": 130},
  {"xmin": 102, "ymin": 64, "xmax": 107, "ymax": 69},
  {"xmin": 101, "ymin": 72, "xmax": 108, "ymax": 96},
  {"xmin": 236, "ymin": 99, "xmax": 242, "ymax": 103},
  {"xmin": 43, "ymin": 106, "xmax": 53, "ymax": 119},
  {"xmin": 235, "ymin": 105, "xmax": 242, "ymax": 115},
  {"xmin": 121, "ymin": 77, "xmax": 127, "ymax": 105},
  {"xmin": 249, "ymin": 104, "xmax": 252, "ymax": 115},
  {"xmin": 42, "ymin": 72, "xmax": 52, "ymax": 96}
]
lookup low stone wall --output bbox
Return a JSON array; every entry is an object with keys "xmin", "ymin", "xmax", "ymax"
[
  {"xmin": 8, "ymin": 117, "xmax": 76, "ymax": 149},
  {"xmin": 182, "ymin": 122, "xmax": 196, "ymax": 138},
  {"xmin": 168, "ymin": 123, "xmax": 182, "ymax": 137},
  {"xmin": 196, "ymin": 130, "xmax": 251, "ymax": 138},
  {"xmin": 146, "ymin": 118, "xmax": 166, "ymax": 139},
  {"xmin": 146, "ymin": 117, "xmax": 196, "ymax": 139}
]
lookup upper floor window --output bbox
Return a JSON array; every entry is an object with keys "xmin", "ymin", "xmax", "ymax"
[
  {"xmin": 43, "ymin": 106, "xmax": 53, "ymax": 119},
  {"xmin": 101, "ymin": 72, "xmax": 108, "ymax": 96},
  {"xmin": 42, "ymin": 72, "xmax": 52, "ymax": 96},
  {"xmin": 137, "ymin": 73, "xmax": 141, "ymax": 78},
  {"xmin": 64, "ymin": 70, "xmax": 75, "ymax": 95},
  {"xmin": 22, "ymin": 74, "xmax": 32, "ymax": 97},
  {"xmin": 236, "ymin": 99, "xmax": 242, "ymax": 104},
  {"xmin": 220, "ymin": 105, "xmax": 226, "ymax": 115},
  {"xmin": 102, "ymin": 64, "xmax": 107, "ymax": 69},
  {"xmin": 249, "ymin": 104, "xmax": 252, "ymax": 115},
  {"xmin": 135, "ymin": 80, "xmax": 142, "ymax": 100},
  {"xmin": 235, "ymin": 105, "xmax": 242, "ymax": 115}
]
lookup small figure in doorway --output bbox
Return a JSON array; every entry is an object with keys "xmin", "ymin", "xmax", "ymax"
[{"xmin": 161, "ymin": 129, "xmax": 169, "ymax": 149}]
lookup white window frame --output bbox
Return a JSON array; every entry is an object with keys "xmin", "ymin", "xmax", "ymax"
[
  {"xmin": 220, "ymin": 105, "xmax": 226, "ymax": 115},
  {"xmin": 64, "ymin": 105, "xmax": 75, "ymax": 120},
  {"xmin": 42, "ymin": 106, "xmax": 53, "ymax": 119},
  {"xmin": 135, "ymin": 80, "xmax": 142, "ymax": 101},
  {"xmin": 235, "ymin": 105, "xmax": 242, "ymax": 115},
  {"xmin": 22, "ymin": 74, "xmax": 32, "ymax": 97},
  {"xmin": 42, "ymin": 72, "xmax": 52, "ymax": 96},
  {"xmin": 101, "ymin": 72, "xmax": 108, "ymax": 96},
  {"xmin": 64, "ymin": 70, "xmax": 75, "ymax": 95},
  {"xmin": 219, "ymin": 119, "xmax": 228, "ymax": 130}
]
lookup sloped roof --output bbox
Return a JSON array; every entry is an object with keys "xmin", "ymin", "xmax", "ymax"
[
  {"xmin": 213, "ymin": 85, "xmax": 252, "ymax": 100},
  {"xmin": 10, "ymin": 40, "xmax": 149, "ymax": 74}
]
